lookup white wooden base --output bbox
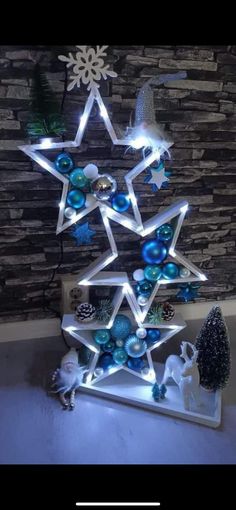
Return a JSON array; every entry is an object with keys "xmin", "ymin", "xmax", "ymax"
[{"xmin": 79, "ymin": 362, "xmax": 222, "ymax": 428}]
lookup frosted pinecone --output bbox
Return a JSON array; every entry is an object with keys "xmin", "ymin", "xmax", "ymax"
[
  {"xmin": 162, "ymin": 302, "xmax": 175, "ymax": 321},
  {"xmin": 75, "ymin": 303, "xmax": 96, "ymax": 322}
]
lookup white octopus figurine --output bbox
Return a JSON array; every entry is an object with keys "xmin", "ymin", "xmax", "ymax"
[{"xmin": 50, "ymin": 348, "xmax": 87, "ymax": 410}]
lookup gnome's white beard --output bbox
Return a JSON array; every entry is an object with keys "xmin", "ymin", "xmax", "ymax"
[
  {"xmin": 126, "ymin": 121, "xmax": 173, "ymax": 153},
  {"xmin": 51, "ymin": 364, "xmax": 86, "ymax": 394}
]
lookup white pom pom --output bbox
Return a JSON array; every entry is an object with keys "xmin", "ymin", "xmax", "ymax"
[
  {"xmin": 133, "ymin": 269, "xmax": 144, "ymax": 282},
  {"xmin": 83, "ymin": 164, "xmax": 99, "ymax": 180},
  {"xmin": 64, "ymin": 207, "xmax": 76, "ymax": 219},
  {"xmin": 136, "ymin": 327, "xmax": 147, "ymax": 339},
  {"xmin": 85, "ymin": 194, "xmax": 97, "ymax": 208}
]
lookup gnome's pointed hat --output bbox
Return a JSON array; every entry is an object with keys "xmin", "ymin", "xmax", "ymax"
[{"xmin": 61, "ymin": 347, "xmax": 78, "ymax": 367}]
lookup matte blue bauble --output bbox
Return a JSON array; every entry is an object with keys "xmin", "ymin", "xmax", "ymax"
[
  {"xmin": 124, "ymin": 335, "xmax": 147, "ymax": 358},
  {"xmin": 67, "ymin": 189, "xmax": 85, "ymax": 209},
  {"xmin": 156, "ymin": 223, "xmax": 173, "ymax": 242},
  {"xmin": 113, "ymin": 348, "xmax": 128, "ymax": 365},
  {"xmin": 136, "ymin": 279, "xmax": 153, "ymax": 298},
  {"xmin": 127, "ymin": 357, "xmax": 145, "ymax": 372},
  {"xmin": 55, "ymin": 152, "xmax": 74, "ymax": 174},
  {"xmin": 69, "ymin": 168, "xmax": 89, "ymax": 189},
  {"xmin": 142, "ymin": 239, "xmax": 168, "ymax": 265},
  {"xmin": 99, "ymin": 353, "xmax": 114, "ymax": 370},
  {"xmin": 162, "ymin": 262, "xmax": 179, "ymax": 280},
  {"xmin": 93, "ymin": 329, "xmax": 111, "ymax": 345},
  {"xmin": 144, "ymin": 265, "xmax": 162, "ymax": 282},
  {"xmin": 111, "ymin": 193, "xmax": 131, "ymax": 213},
  {"xmin": 110, "ymin": 314, "xmax": 132, "ymax": 340},
  {"xmin": 101, "ymin": 340, "xmax": 116, "ymax": 353},
  {"xmin": 146, "ymin": 329, "xmax": 161, "ymax": 344}
]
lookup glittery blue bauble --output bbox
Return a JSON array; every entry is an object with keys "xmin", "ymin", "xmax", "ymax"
[
  {"xmin": 146, "ymin": 329, "xmax": 161, "ymax": 345},
  {"xmin": 93, "ymin": 329, "xmax": 111, "ymax": 345},
  {"xmin": 101, "ymin": 340, "xmax": 116, "ymax": 353},
  {"xmin": 67, "ymin": 189, "xmax": 85, "ymax": 209},
  {"xmin": 156, "ymin": 223, "xmax": 173, "ymax": 242},
  {"xmin": 110, "ymin": 314, "xmax": 132, "ymax": 340},
  {"xmin": 136, "ymin": 279, "xmax": 153, "ymax": 298},
  {"xmin": 55, "ymin": 152, "xmax": 74, "ymax": 174},
  {"xmin": 113, "ymin": 348, "xmax": 128, "ymax": 365},
  {"xmin": 124, "ymin": 335, "xmax": 147, "ymax": 358},
  {"xmin": 69, "ymin": 168, "xmax": 89, "ymax": 189},
  {"xmin": 127, "ymin": 357, "xmax": 145, "ymax": 372},
  {"xmin": 144, "ymin": 265, "xmax": 162, "ymax": 282},
  {"xmin": 99, "ymin": 353, "xmax": 114, "ymax": 369},
  {"xmin": 162, "ymin": 262, "xmax": 179, "ymax": 280},
  {"xmin": 142, "ymin": 239, "xmax": 168, "ymax": 265},
  {"xmin": 111, "ymin": 193, "xmax": 131, "ymax": 213}
]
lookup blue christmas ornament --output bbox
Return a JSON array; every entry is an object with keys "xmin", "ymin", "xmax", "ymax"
[
  {"xmin": 146, "ymin": 329, "xmax": 161, "ymax": 345},
  {"xmin": 136, "ymin": 279, "xmax": 153, "ymax": 298},
  {"xmin": 113, "ymin": 348, "xmax": 128, "ymax": 365},
  {"xmin": 124, "ymin": 335, "xmax": 147, "ymax": 358},
  {"xmin": 162, "ymin": 262, "xmax": 179, "ymax": 280},
  {"xmin": 93, "ymin": 329, "xmax": 111, "ymax": 345},
  {"xmin": 55, "ymin": 152, "xmax": 74, "ymax": 174},
  {"xmin": 70, "ymin": 222, "xmax": 96, "ymax": 246},
  {"xmin": 156, "ymin": 223, "xmax": 173, "ymax": 242},
  {"xmin": 142, "ymin": 239, "xmax": 168, "ymax": 265},
  {"xmin": 110, "ymin": 314, "xmax": 132, "ymax": 340},
  {"xmin": 67, "ymin": 189, "xmax": 85, "ymax": 209},
  {"xmin": 99, "ymin": 353, "xmax": 114, "ymax": 370},
  {"xmin": 144, "ymin": 265, "xmax": 162, "ymax": 282},
  {"xmin": 101, "ymin": 340, "xmax": 116, "ymax": 353},
  {"xmin": 176, "ymin": 283, "xmax": 201, "ymax": 302},
  {"xmin": 127, "ymin": 357, "xmax": 145, "ymax": 372},
  {"xmin": 69, "ymin": 168, "xmax": 89, "ymax": 189},
  {"xmin": 111, "ymin": 193, "xmax": 131, "ymax": 213}
]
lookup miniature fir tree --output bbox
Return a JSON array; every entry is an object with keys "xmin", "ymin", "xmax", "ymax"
[{"xmin": 195, "ymin": 305, "xmax": 231, "ymax": 391}]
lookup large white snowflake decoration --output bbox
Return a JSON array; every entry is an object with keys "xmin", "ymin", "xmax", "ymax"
[{"xmin": 58, "ymin": 45, "xmax": 117, "ymax": 92}]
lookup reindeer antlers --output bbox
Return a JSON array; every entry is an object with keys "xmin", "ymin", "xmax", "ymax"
[{"xmin": 180, "ymin": 342, "xmax": 198, "ymax": 362}]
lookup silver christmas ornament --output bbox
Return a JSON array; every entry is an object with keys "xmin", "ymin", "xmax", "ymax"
[
  {"xmin": 94, "ymin": 367, "xmax": 104, "ymax": 377},
  {"xmin": 136, "ymin": 327, "xmax": 147, "ymax": 339},
  {"xmin": 137, "ymin": 295, "xmax": 149, "ymax": 306},
  {"xmin": 180, "ymin": 267, "xmax": 191, "ymax": 278},
  {"xmin": 116, "ymin": 339, "xmax": 124, "ymax": 348},
  {"xmin": 91, "ymin": 174, "xmax": 117, "ymax": 201},
  {"xmin": 64, "ymin": 207, "xmax": 76, "ymax": 219}
]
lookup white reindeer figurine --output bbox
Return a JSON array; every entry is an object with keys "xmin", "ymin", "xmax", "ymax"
[{"xmin": 161, "ymin": 342, "xmax": 201, "ymax": 411}]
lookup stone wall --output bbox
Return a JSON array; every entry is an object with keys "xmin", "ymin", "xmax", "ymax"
[{"xmin": 0, "ymin": 45, "xmax": 236, "ymax": 322}]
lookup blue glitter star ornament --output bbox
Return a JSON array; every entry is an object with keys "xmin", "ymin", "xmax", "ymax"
[
  {"xmin": 70, "ymin": 222, "xmax": 96, "ymax": 246},
  {"xmin": 144, "ymin": 161, "xmax": 171, "ymax": 192},
  {"xmin": 176, "ymin": 283, "xmax": 201, "ymax": 302}
]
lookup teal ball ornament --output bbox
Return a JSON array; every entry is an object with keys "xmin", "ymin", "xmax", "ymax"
[
  {"xmin": 113, "ymin": 348, "xmax": 128, "ymax": 365},
  {"xmin": 110, "ymin": 314, "xmax": 132, "ymax": 340},
  {"xmin": 156, "ymin": 223, "xmax": 173, "ymax": 242},
  {"xmin": 162, "ymin": 262, "xmax": 179, "ymax": 280},
  {"xmin": 93, "ymin": 329, "xmax": 111, "ymax": 345},
  {"xmin": 136, "ymin": 279, "xmax": 153, "ymax": 298},
  {"xmin": 124, "ymin": 335, "xmax": 147, "ymax": 358},
  {"xmin": 142, "ymin": 239, "xmax": 168, "ymax": 265},
  {"xmin": 67, "ymin": 189, "xmax": 85, "ymax": 209},
  {"xmin": 99, "ymin": 353, "xmax": 114, "ymax": 370},
  {"xmin": 144, "ymin": 265, "xmax": 162, "ymax": 282},
  {"xmin": 111, "ymin": 193, "xmax": 131, "ymax": 213},
  {"xmin": 101, "ymin": 340, "xmax": 116, "ymax": 353},
  {"xmin": 146, "ymin": 329, "xmax": 161, "ymax": 345},
  {"xmin": 55, "ymin": 152, "xmax": 74, "ymax": 174},
  {"xmin": 69, "ymin": 168, "xmax": 89, "ymax": 189}
]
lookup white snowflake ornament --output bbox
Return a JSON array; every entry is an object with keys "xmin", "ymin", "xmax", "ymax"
[{"xmin": 58, "ymin": 45, "xmax": 117, "ymax": 93}]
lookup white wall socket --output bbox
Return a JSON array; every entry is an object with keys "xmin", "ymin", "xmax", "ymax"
[{"xmin": 60, "ymin": 274, "xmax": 89, "ymax": 314}]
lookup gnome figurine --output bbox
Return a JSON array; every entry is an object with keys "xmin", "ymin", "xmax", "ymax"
[
  {"xmin": 126, "ymin": 71, "xmax": 187, "ymax": 153},
  {"xmin": 50, "ymin": 348, "xmax": 87, "ymax": 410}
]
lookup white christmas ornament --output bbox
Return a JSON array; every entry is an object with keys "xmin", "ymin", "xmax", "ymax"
[
  {"xmin": 180, "ymin": 267, "xmax": 191, "ymax": 278},
  {"xmin": 83, "ymin": 163, "xmax": 99, "ymax": 180},
  {"xmin": 133, "ymin": 269, "xmax": 145, "ymax": 282},
  {"xmin": 85, "ymin": 194, "xmax": 97, "ymax": 208},
  {"xmin": 137, "ymin": 295, "xmax": 149, "ymax": 306},
  {"xmin": 64, "ymin": 207, "xmax": 76, "ymax": 219},
  {"xmin": 136, "ymin": 327, "xmax": 147, "ymax": 339}
]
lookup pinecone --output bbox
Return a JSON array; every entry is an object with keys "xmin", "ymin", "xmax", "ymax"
[
  {"xmin": 75, "ymin": 303, "xmax": 96, "ymax": 322},
  {"xmin": 162, "ymin": 302, "xmax": 175, "ymax": 321}
]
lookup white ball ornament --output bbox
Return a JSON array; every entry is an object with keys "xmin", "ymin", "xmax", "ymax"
[
  {"xmin": 136, "ymin": 327, "xmax": 147, "ymax": 339},
  {"xmin": 83, "ymin": 163, "xmax": 99, "ymax": 180},
  {"xmin": 94, "ymin": 367, "xmax": 104, "ymax": 377},
  {"xmin": 137, "ymin": 295, "xmax": 149, "ymax": 306},
  {"xmin": 64, "ymin": 207, "xmax": 76, "ymax": 219},
  {"xmin": 142, "ymin": 367, "xmax": 150, "ymax": 376},
  {"xmin": 116, "ymin": 339, "xmax": 124, "ymax": 347},
  {"xmin": 133, "ymin": 269, "xmax": 145, "ymax": 282},
  {"xmin": 180, "ymin": 267, "xmax": 191, "ymax": 278},
  {"xmin": 85, "ymin": 193, "xmax": 97, "ymax": 208}
]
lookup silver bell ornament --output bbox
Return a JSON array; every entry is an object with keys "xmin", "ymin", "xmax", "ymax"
[{"xmin": 91, "ymin": 174, "xmax": 117, "ymax": 201}]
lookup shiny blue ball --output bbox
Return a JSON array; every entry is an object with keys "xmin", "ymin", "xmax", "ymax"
[
  {"xmin": 110, "ymin": 314, "xmax": 132, "ymax": 340},
  {"xmin": 146, "ymin": 329, "xmax": 161, "ymax": 345},
  {"xmin": 127, "ymin": 357, "xmax": 145, "ymax": 372},
  {"xmin": 99, "ymin": 353, "xmax": 114, "ymax": 370},
  {"xmin": 124, "ymin": 335, "xmax": 147, "ymax": 358},
  {"xmin": 142, "ymin": 239, "xmax": 168, "ymax": 265},
  {"xmin": 67, "ymin": 189, "xmax": 85, "ymax": 209},
  {"xmin": 162, "ymin": 262, "xmax": 179, "ymax": 280},
  {"xmin": 136, "ymin": 279, "xmax": 153, "ymax": 298},
  {"xmin": 113, "ymin": 348, "xmax": 128, "ymax": 365},
  {"xmin": 101, "ymin": 340, "xmax": 116, "ymax": 353},
  {"xmin": 111, "ymin": 193, "xmax": 131, "ymax": 213},
  {"xmin": 55, "ymin": 152, "xmax": 74, "ymax": 174},
  {"xmin": 144, "ymin": 265, "xmax": 162, "ymax": 282},
  {"xmin": 156, "ymin": 223, "xmax": 173, "ymax": 242},
  {"xmin": 69, "ymin": 168, "xmax": 89, "ymax": 189},
  {"xmin": 93, "ymin": 329, "xmax": 111, "ymax": 345}
]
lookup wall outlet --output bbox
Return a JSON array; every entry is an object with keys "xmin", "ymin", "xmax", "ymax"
[{"xmin": 60, "ymin": 275, "xmax": 89, "ymax": 314}]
